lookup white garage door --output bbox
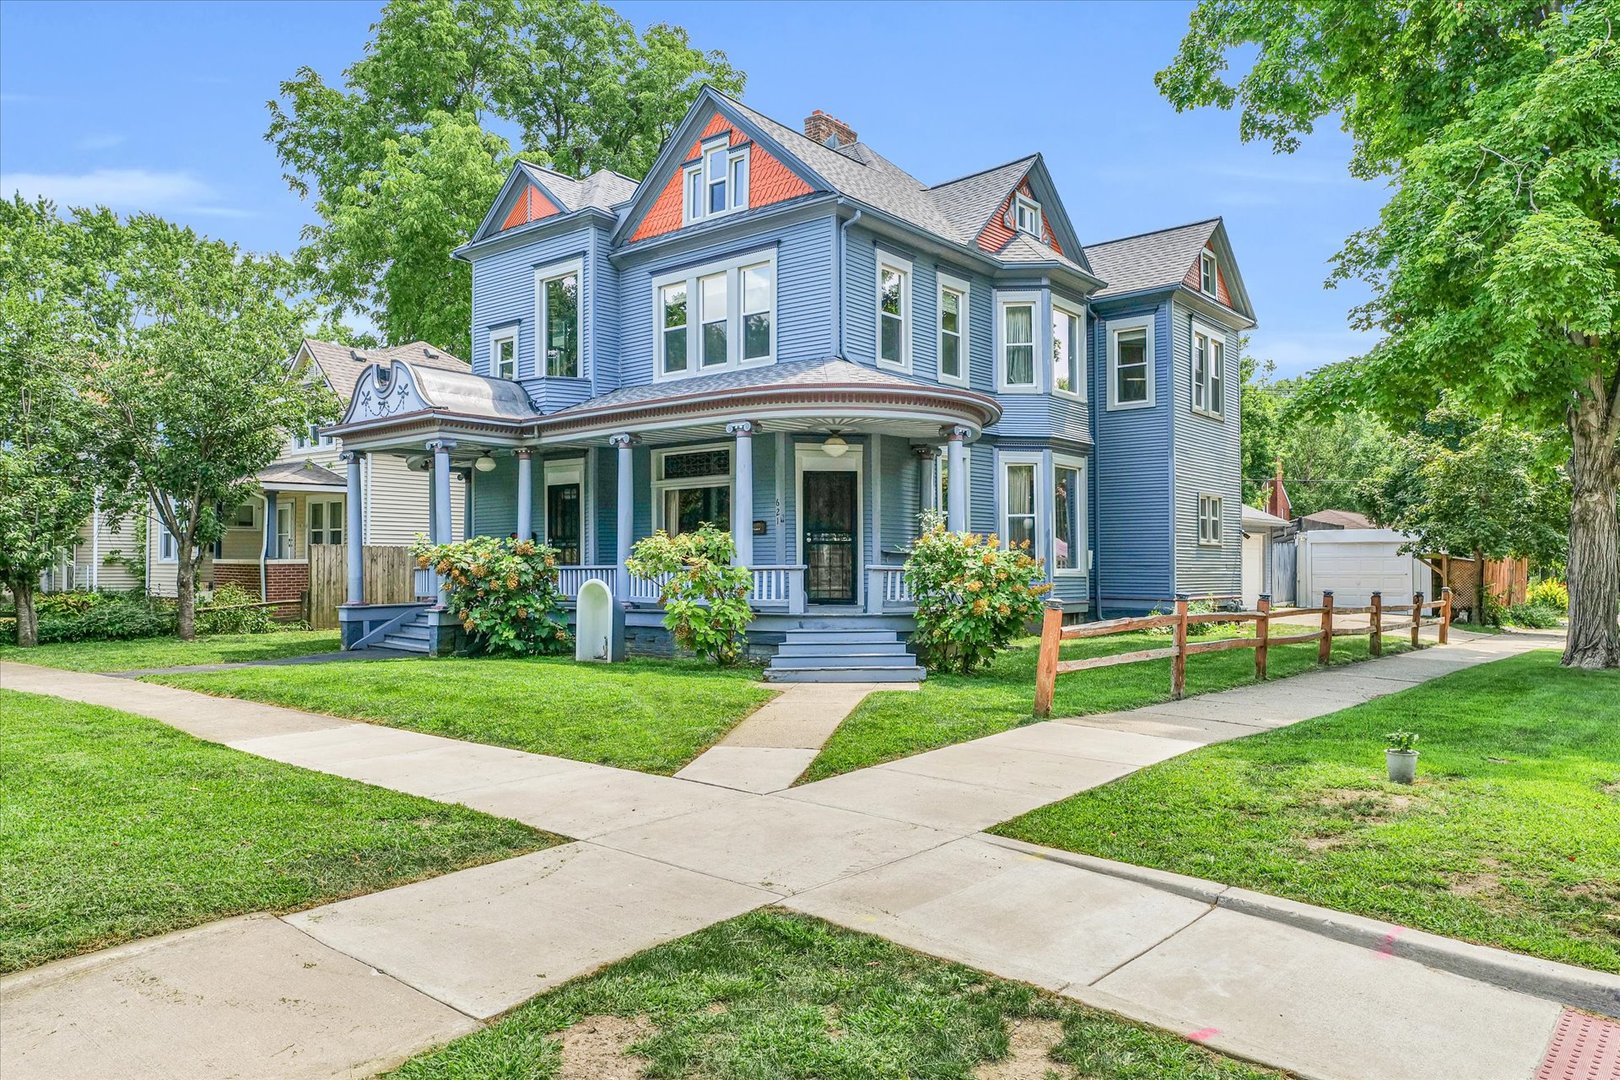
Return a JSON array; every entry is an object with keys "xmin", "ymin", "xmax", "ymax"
[{"xmin": 1297, "ymin": 530, "xmax": 1423, "ymax": 608}]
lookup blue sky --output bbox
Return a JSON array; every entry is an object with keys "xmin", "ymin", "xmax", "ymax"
[{"xmin": 0, "ymin": 0, "xmax": 1383, "ymax": 376}]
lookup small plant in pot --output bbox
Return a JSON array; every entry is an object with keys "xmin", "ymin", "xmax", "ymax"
[{"xmin": 1384, "ymin": 730, "xmax": 1420, "ymax": 784}]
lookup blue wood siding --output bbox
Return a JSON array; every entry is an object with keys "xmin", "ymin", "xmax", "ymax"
[{"xmin": 1169, "ymin": 298, "xmax": 1243, "ymax": 598}]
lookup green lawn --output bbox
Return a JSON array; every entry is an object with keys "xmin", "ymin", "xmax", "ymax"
[
  {"xmin": 802, "ymin": 629, "xmax": 1410, "ymax": 782},
  {"xmin": 0, "ymin": 629, "xmax": 341, "ymax": 672},
  {"xmin": 392, "ymin": 910, "xmax": 1279, "ymax": 1080},
  {"xmin": 995, "ymin": 651, "xmax": 1620, "ymax": 973},
  {"xmin": 0, "ymin": 690, "xmax": 554, "ymax": 973},
  {"xmin": 152, "ymin": 656, "xmax": 776, "ymax": 775}
]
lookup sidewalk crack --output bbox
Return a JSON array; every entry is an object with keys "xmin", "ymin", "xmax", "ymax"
[{"xmin": 1084, "ymin": 903, "xmax": 1218, "ymax": 989}]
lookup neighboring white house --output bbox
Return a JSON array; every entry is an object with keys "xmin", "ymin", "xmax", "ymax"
[
  {"xmin": 1240, "ymin": 504, "xmax": 1290, "ymax": 609},
  {"xmin": 1294, "ymin": 527, "xmax": 1428, "ymax": 608}
]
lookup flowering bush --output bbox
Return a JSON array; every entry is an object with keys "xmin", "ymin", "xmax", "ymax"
[
  {"xmin": 411, "ymin": 535, "xmax": 569, "ymax": 656},
  {"xmin": 903, "ymin": 513, "xmax": 1050, "ymax": 675},
  {"xmin": 626, "ymin": 525, "xmax": 754, "ymax": 665}
]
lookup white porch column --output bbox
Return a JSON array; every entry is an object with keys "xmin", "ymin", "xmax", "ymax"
[
  {"xmin": 727, "ymin": 420, "xmax": 755, "ymax": 567},
  {"xmin": 342, "ymin": 450, "xmax": 364, "ymax": 604},
  {"xmin": 915, "ymin": 445, "xmax": 939, "ymax": 518},
  {"xmin": 429, "ymin": 439, "xmax": 455, "ymax": 545},
  {"xmin": 946, "ymin": 426, "xmax": 969, "ymax": 532},
  {"xmin": 514, "ymin": 449, "xmax": 534, "ymax": 541},
  {"xmin": 610, "ymin": 433, "xmax": 635, "ymax": 598}
]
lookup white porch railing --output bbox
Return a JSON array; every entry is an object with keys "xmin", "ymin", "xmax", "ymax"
[
  {"xmin": 866, "ymin": 564, "xmax": 914, "ymax": 613},
  {"xmin": 627, "ymin": 571, "xmax": 673, "ymax": 605},
  {"xmin": 556, "ymin": 565, "xmax": 615, "ymax": 600},
  {"xmin": 413, "ymin": 567, "xmax": 438, "ymax": 601},
  {"xmin": 750, "ymin": 565, "xmax": 806, "ymax": 612},
  {"xmin": 549, "ymin": 564, "xmax": 810, "ymax": 613}
]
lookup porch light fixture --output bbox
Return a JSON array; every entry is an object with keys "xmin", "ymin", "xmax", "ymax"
[
  {"xmin": 474, "ymin": 453, "xmax": 497, "ymax": 473},
  {"xmin": 822, "ymin": 431, "xmax": 849, "ymax": 458}
]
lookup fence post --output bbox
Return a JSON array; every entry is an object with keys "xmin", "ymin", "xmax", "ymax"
[
  {"xmin": 1369, "ymin": 591, "xmax": 1382, "ymax": 657},
  {"xmin": 1033, "ymin": 599, "xmax": 1063, "ymax": 719},
  {"xmin": 1411, "ymin": 591, "xmax": 1423, "ymax": 648},
  {"xmin": 1439, "ymin": 586, "xmax": 1452, "ymax": 644},
  {"xmin": 1319, "ymin": 590, "xmax": 1334, "ymax": 665},
  {"xmin": 1171, "ymin": 594, "xmax": 1189, "ymax": 699},
  {"xmin": 1255, "ymin": 594, "xmax": 1271, "ymax": 680}
]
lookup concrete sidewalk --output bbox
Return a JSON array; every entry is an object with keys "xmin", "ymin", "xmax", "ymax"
[{"xmin": 2, "ymin": 630, "xmax": 1597, "ymax": 1080}]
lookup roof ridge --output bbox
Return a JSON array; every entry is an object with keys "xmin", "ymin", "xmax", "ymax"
[
  {"xmin": 1087, "ymin": 217, "xmax": 1221, "ymax": 249},
  {"xmin": 927, "ymin": 154, "xmax": 1038, "ymax": 191}
]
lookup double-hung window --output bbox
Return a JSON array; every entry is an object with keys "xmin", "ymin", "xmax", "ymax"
[
  {"xmin": 1053, "ymin": 457, "xmax": 1085, "ymax": 573},
  {"xmin": 1190, "ymin": 321, "xmax": 1226, "ymax": 418},
  {"xmin": 1106, "ymin": 316, "xmax": 1154, "ymax": 409},
  {"xmin": 491, "ymin": 328, "xmax": 516, "ymax": 379},
  {"xmin": 683, "ymin": 135, "xmax": 750, "ymax": 225},
  {"xmin": 1002, "ymin": 458, "xmax": 1038, "ymax": 551},
  {"xmin": 655, "ymin": 251, "xmax": 775, "ymax": 379},
  {"xmin": 654, "ymin": 446, "xmax": 732, "ymax": 535},
  {"xmin": 157, "ymin": 520, "xmax": 177, "ymax": 562},
  {"xmin": 1200, "ymin": 250, "xmax": 1218, "ymax": 297},
  {"xmin": 877, "ymin": 258, "xmax": 910, "ymax": 370},
  {"xmin": 309, "ymin": 498, "xmax": 344, "ymax": 546},
  {"xmin": 1014, "ymin": 194, "xmax": 1042, "ymax": 237},
  {"xmin": 937, "ymin": 275, "xmax": 968, "ymax": 385},
  {"xmin": 1198, "ymin": 495, "xmax": 1223, "ymax": 546},
  {"xmin": 1052, "ymin": 302, "xmax": 1083, "ymax": 397},
  {"xmin": 535, "ymin": 259, "xmax": 581, "ymax": 378},
  {"xmin": 999, "ymin": 295, "xmax": 1037, "ymax": 390}
]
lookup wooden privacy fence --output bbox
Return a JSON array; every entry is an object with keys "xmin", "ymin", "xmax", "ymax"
[
  {"xmin": 306, "ymin": 545, "xmax": 416, "ymax": 629},
  {"xmin": 1033, "ymin": 588, "xmax": 1453, "ymax": 719}
]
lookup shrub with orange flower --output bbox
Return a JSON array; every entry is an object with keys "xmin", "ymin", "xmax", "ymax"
[
  {"xmin": 410, "ymin": 534, "xmax": 569, "ymax": 656},
  {"xmin": 625, "ymin": 524, "xmax": 754, "ymax": 665}
]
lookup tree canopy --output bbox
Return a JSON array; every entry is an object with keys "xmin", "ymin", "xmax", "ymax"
[{"xmin": 267, "ymin": 0, "xmax": 744, "ymax": 356}]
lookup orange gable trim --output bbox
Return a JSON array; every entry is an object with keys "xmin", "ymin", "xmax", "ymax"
[
  {"xmin": 500, "ymin": 182, "xmax": 560, "ymax": 232},
  {"xmin": 630, "ymin": 113, "xmax": 814, "ymax": 243},
  {"xmin": 1182, "ymin": 242, "xmax": 1232, "ymax": 307},
  {"xmin": 977, "ymin": 179, "xmax": 1063, "ymax": 255}
]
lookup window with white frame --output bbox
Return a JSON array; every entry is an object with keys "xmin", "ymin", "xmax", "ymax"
[
  {"xmin": 877, "ymin": 259, "xmax": 910, "ymax": 369},
  {"xmin": 1107, "ymin": 318, "xmax": 1154, "ymax": 409},
  {"xmin": 1014, "ymin": 194, "xmax": 1042, "ymax": 237},
  {"xmin": 536, "ymin": 263, "xmax": 580, "ymax": 378},
  {"xmin": 654, "ymin": 446, "xmax": 732, "ymax": 535},
  {"xmin": 1000, "ymin": 299, "xmax": 1036, "ymax": 388},
  {"xmin": 1002, "ymin": 460, "xmax": 1037, "ymax": 551},
  {"xmin": 1054, "ymin": 458, "xmax": 1084, "ymax": 573},
  {"xmin": 1198, "ymin": 494, "xmax": 1223, "ymax": 545},
  {"xmin": 1052, "ymin": 302, "xmax": 1083, "ymax": 397},
  {"xmin": 1200, "ymin": 250, "xmax": 1218, "ymax": 297},
  {"xmin": 275, "ymin": 503, "xmax": 294, "ymax": 559},
  {"xmin": 683, "ymin": 135, "xmax": 750, "ymax": 225},
  {"xmin": 491, "ymin": 328, "xmax": 516, "ymax": 379},
  {"xmin": 229, "ymin": 502, "xmax": 257, "ymax": 529},
  {"xmin": 655, "ymin": 251, "xmax": 775, "ymax": 379},
  {"xmin": 309, "ymin": 498, "xmax": 344, "ymax": 546},
  {"xmin": 937, "ymin": 278, "xmax": 967, "ymax": 384},
  {"xmin": 1191, "ymin": 322, "xmax": 1226, "ymax": 418},
  {"xmin": 157, "ymin": 520, "xmax": 177, "ymax": 562}
]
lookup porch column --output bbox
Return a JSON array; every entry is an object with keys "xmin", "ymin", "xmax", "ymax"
[
  {"xmin": 342, "ymin": 451, "xmax": 364, "ymax": 605},
  {"xmin": 915, "ymin": 445, "xmax": 939, "ymax": 518},
  {"xmin": 945, "ymin": 426, "xmax": 969, "ymax": 532},
  {"xmin": 515, "ymin": 449, "xmax": 534, "ymax": 541},
  {"xmin": 428, "ymin": 439, "xmax": 455, "ymax": 545},
  {"xmin": 610, "ymin": 433, "xmax": 635, "ymax": 598},
  {"xmin": 727, "ymin": 420, "xmax": 755, "ymax": 567}
]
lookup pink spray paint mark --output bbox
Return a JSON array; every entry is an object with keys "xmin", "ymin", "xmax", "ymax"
[
  {"xmin": 1376, "ymin": 926, "xmax": 1404, "ymax": 958},
  {"xmin": 1186, "ymin": 1028, "xmax": 1220, "ymax": 1043}
]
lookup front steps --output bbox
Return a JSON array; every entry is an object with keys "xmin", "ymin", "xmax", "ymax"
[
  {"xmin": 764, "ymin": 626, "xmax": 925, "ymax": 683},
  {"xmin": 378, "ymin": 609, "xmax": 433, "ymax": 654}
]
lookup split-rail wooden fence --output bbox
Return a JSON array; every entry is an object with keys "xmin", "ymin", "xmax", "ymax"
[{"xmin": 1033, "ymin": 588, "xmax": 1453, "ymax": 719}]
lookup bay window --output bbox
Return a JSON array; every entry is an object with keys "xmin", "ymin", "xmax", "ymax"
[
  {"xmin": 1000, "ymin": 299, "xmax": 1036, "ymax": 389},
  {"xmin": 1054, "ymin": 460, "xmax": 1083, "ymax": 573},
  {"xmin": 683, "ymin": 135, "xmax": 750, "ymax": 225},
  {"xmin": 655, "ymin": 251, "xmax": 775, "ymax": 379},
  {"xmin": 1052, "ymin": 303, "xmax": 1083, "ymax": 397},
  {"xmin": 1003, "ymin": 461, "xmax": 1037, "ymax": 550},
  {"xmin": 654, "ymin": 446, "xmax": 732, "ymax": 535},
  {"xmin": 877, "ymin": 258, "xmax": 910, "ymax": 370},
  {"xmin": 535, "ymin": 259, "xmax": 581, "ymax": 379}
]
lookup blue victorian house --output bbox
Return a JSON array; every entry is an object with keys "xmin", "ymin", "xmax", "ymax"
[{"xmin": 329, "ymin": 90, "xmax": 1256, "ymax": 679}]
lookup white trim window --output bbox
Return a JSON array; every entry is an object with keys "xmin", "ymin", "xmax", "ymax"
[
  {"xmin": 683, "ymin": 134, "xmax": 750, "ymax": 225},
  {"xmin": 535, "ymin": 259, "xmax": 581, "ymax": 379},
  {"xmin": 308, "ymin": 498, "xmax": 344, "ymax": 546},
  {"xmin": 1200, "ymin": 250, "xmax": 1218, "ymax": 297},
  {"xmin": 997, "ymin": 294, "xmax": 1038, "ymax": 391},
  {"xmin": 1198, "ymin": 494, "xmax": 1223, "ymax": 546},
  {"xmin": 157, "ymin": 520, "xmax": 177, "ymax": 563},
  {"xmin": 653, "ymin": 445, "xmax": 733, "ymax": 535},
  {"xmin": 876, "ymin": 257, "xmax": 911, "ymax": 370},
  {"xmin": 1052, "ymin": 301, "xmax": 1084, "ymax": 398},
  {"xmin": 490, "ymin": 327, "xmax": 517, "ymax": 380},
  {"xmin": 1000, "ymin": 457, "xmax": 1039, "ymax": 552},
  {"xmin": 229, "ymin": 502, "xmax": 258, "ymax": 529},
  {"xmin": 937, "ymin": 275, "xmax": 969, "ymax": 386},
  {"xmin": 1106, "ymin": 316, "xmax": 1155, "ymax": 410},
  {"xmin": 1054, "ymin": 456, "xmax": 1086, "ymax": 574},
  {"xmin": 1014, "ymin": 193, "xmax": 1042, "ymax": 237},
  {"xmin": 275, "ymin": 503, "xmax": 294, "ymax": 559},
  {"xmin": 1190, "ymin": 321, "xmax": 1227, "ymax": 418},
  {"xmin": 655, "ymin": 250, "xmax": 776, "ymax": 379}
]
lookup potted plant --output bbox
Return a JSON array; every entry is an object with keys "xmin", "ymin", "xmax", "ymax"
[{"xmin": 1384, "ymin": 731, "xmax": 1419, "ymax": 784}]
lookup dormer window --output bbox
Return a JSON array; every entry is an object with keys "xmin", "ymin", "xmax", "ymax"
[
  {"xmin": 1200, "ymin": 250, "xmax": 1218, "ymax": 297},
  {"xmin": 684, "ymin": 135, "xmax": 750, "ymax": 225},
  {"xmin": 1014, "ymin": 194, "xmax": 1042, "ymax": 237}
]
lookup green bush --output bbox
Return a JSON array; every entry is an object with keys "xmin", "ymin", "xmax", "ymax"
[
  {"xmin": 1146, "ymin": 597, "xmax": 1222, "ymax": 637},
  {"xmin": 1502, "ymin": 602, "xmax": 1563, "ymax": 629},
  {"xmin": 196, "ymin": 583, "xmax": 276, "ymax": 635},
  {"xmin": 412, "ymin": 536, "xmax": 570, "ymax": 656},
  {"xmin": 903, "ymin": 516, "xmax": 1050, "ymax": 675},
  {"xmin": 627, "ymin": 525, "xmax": 754, "ymax": 665},
  {"xmin": 1527, "ymin": 578, "xmax": 1569, "ymax": 612},
  {"xmin": 29, "ymin": 591, "xmax": 176, "ymax": 644}
]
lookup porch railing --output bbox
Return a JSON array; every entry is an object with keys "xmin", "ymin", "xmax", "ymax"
[
  {"xmin": 413, "ymin": 567, "xmax": 438, "ymax": 601},
  {"xmin": 865, "ymin": 564, "xmax": 914, "ymax": 613},
  {"xmin": 750, "ymin": 564, "xmax": 806, "ymax": 612},
  {"xmin": 556, "ymin": 565, "xmax": 615, "ymax": 600}
]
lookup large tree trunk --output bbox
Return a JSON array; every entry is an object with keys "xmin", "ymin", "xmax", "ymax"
[
  {"xmin": 176, "ymin": 547, "xmax": 197, "ymax": 641},
  {"xmin": 1564, "ymin": 392, "xmax": 1620, "ymax": 668},
  {"xmin": 10, "ymin": 580, "xmax": 38, "ymax": 647}
]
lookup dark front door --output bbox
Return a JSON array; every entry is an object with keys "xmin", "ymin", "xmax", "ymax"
[
  {"xmin": 547, "ymin": 482, "xmax": 581, "ymax": 564},
  {"xmin": 804, "ymin": 470, "xmax": 857, "ymax": 605}
]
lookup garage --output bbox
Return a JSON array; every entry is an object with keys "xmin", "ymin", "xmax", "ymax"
[{"xmin": 1295, "ymin": 528, "xmax": 1427, "ymax": 608}]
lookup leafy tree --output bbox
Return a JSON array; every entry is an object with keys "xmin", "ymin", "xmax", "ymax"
[
  {"xmin": 1161, "ymin": 0, "xmax": 1620, "ymax": 667},
  {"xmin": 0, "ymin": 197, "xmax": 98, "ymax": 646},
  {"xmin": 1239, "ymin": 353, "xmax": 1284, "ymax": 504},
  {"xmin": 78, "ymin": 213, "xmax": 335, "ymax": 640},
  {"xmin": 267, "ymin": 0, "xmax": 743, "ymax": 356}
]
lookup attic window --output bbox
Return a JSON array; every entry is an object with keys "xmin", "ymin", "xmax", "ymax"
[
  {"xmin": 1200, "ymin": 250, "xmax": 1218, "ymax": 297},
  {"xmin": 1014, "ymin": 194, "xmax": 1042, "ymax": 237},
  {"xmin": 683, "ymin": 135, "xmax": 750, "ymax": 225}
]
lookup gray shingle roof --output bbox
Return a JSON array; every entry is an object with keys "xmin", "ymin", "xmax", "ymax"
[
  {"xmin": 928, "ymin": 156, "xmax": 1037, "ymax": 244},
  {"xmin": 519, "ymin": 162, "xmax": 639, "ymax": 212},
  {"xmin": 302, "ymin": 340, "xmax": 469, "ymax": 400},
  {"xmin": 1085, "ymin": 219, "xmax": 1219, "ymax": 299},
  {"xmin": 996, "ymin": 232, "xmax": 1089, "ymax": 274},
  {"xmin": 256, "ymin": 459, "xmax": 346, "ymax": 488}
]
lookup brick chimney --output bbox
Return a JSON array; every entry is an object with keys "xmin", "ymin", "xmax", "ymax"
[{"xmin": 804, "ymin": 109, "xmax": 857, "ymax": 148}]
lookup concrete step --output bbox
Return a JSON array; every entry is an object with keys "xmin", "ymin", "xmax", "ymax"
[
  {"xmin": 379, "ymin": 633, "xmax": 431, "ymax": 653},
  {"xmin": 769, "ymin": 654, "xmax": 919, "ymax": 672},
  {"xmin": 780, "ymin": 629, "xmax": 902, "ymax": 645},
  {"xmin": 765, "ymin": 666, "xmax": 926, "ymax": 683},
  {"xmin": 776, "ymin": 641, "xmax": 913, "ymax": 659}
]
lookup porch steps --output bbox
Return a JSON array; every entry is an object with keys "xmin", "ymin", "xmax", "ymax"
[
  {"xmin": 764, "ymin": 626, "xmax": 924, "ymax": 683},
  {"xmin": 379, "ymin": 612, "xmax": 432, "ymax": 654}
]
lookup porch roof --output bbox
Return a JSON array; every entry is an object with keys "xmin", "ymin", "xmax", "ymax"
[{"xmin": 256, "ymin": 459, "xmax": 347, "ymax": 493}]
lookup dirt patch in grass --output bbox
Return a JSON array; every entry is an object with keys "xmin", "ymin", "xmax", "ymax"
[
  {"xmin": 975, "ymin": 1019, "xmax": 1067, "ymax": 1080},
  {"xmin": 1304, "ymin": 835, "xmax": 1349, "ymax": 852},
  {"xmin": 558, "ymin": 1015, "xmax": 652, "ymax": 1079},
  {"xmin": 1314, "ymin": 787, "xmax": 1419, "ymax": 821}
]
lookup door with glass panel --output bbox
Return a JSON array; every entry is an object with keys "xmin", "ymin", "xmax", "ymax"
[
  {"xmin": 803, "ymin": 471, "xmax": 857, "ymax": 605},
  {"xmin": 545, "ymin": 464, "xmax": 582, "ymax": 565}
]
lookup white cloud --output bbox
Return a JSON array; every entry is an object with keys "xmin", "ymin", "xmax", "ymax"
[
  {"xmin": 0, "ymin": 167, "xmax": 251, "ymax": 218},
  {"xmin": 75, "ymin": 133, "xmax": 127, "ymax": 152}
]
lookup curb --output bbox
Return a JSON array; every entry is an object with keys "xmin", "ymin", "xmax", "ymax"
[{"xmin": 978, "ymin": 834, "xmax": 1620, "ymax": 1020}]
